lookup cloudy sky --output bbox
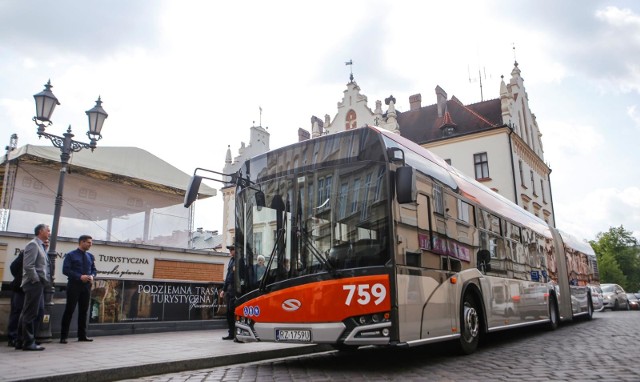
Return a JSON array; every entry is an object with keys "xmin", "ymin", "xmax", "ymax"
[{"xmin": 1, "ymin": 0, "xmax": 639, "ymax": 242}]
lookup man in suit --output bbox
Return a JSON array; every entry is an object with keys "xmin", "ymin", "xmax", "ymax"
[
  {"xmin": 220, "ymin": 245, "xmax": 236, "ymax": 340},
  {"xmin": 7, "ymin": 241, "xmax": 47, "ymax": 348},
  {"xmin": 60, "ymin": 235, "xmax": 97, "ymax": 344},
  {"xmin": 18, "ymin": 224, "xmax": 51, "ymax": 351}
]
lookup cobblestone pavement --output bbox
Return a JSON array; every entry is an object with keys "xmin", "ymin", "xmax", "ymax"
[{"xmin": 121, "ymin": 310, "xmax": 640, "ymax": 382}]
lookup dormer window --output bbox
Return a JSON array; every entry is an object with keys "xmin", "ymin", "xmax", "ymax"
[{"xmin": 443, "ymin": 126, "xmax": 456, "ymax": 137}]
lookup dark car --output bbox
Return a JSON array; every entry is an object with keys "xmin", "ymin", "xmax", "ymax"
[{"xmin": 627, "ymin": 293, "xmax": 639, "ymax": 310}]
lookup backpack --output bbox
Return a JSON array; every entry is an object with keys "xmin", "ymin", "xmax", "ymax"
[{"xmin": 9, "ymin": 250, "xmax": 24, "ymax": 292}]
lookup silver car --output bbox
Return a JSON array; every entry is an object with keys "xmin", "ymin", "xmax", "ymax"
[
  {"xmin": 601, "ymin": 283, "xmax": 630, "ymax": 311},
  {"xmin": 588, "ymin": 285, "xmax": 604, "ymax": 311}
]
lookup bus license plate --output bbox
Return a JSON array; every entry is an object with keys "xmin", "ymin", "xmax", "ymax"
[{"xmin": 275, "ymin": 329, "xmax": 311, "ymax": 342}]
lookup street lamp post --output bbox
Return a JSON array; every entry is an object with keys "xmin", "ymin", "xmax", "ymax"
[{"xmin": 32, "ymin": 80, "xmax": 108, "ymax": 340}]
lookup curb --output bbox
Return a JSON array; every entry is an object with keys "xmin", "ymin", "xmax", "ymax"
[{"xmin": 18, "ymin": 344, "xmax": 334, "ymax": 382}]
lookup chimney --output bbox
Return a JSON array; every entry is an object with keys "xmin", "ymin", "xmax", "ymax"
[
  {"xmin": 409, "ymin": 93, "xmax": 422, "ymax": 110},
  {"xmin": 298, "ymin": 128, "xmax": 310, "ymax": 142},
  {"xmin": 435, "ymin": 86, "xmax": 447, "ymax": 118}
]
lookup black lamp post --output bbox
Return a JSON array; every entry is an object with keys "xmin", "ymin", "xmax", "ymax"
[{"xmin": 32, "ymin": 80, "xmax": 108, "ymax": 340}]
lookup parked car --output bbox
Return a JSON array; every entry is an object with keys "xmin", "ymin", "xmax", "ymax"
[
  {"xmin": 601, "ymin": 284, "xmax": 630, "ymax": 310},
  {"xmin": 588, "ymin": 285, "xmax": 604, "ymax": 311},
  {"xmin": 627, "ymin": 293, "xmax": 640, "ymax": 310}
]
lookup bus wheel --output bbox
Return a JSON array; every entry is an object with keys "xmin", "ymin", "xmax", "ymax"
[
  {"xmin": 585, "ymin": 297, "xmax": 593, "ymax": 321},
  {"xmin": 459, "ymin": 293, "xmax": 480, "ymax": 355},
  {"xmin": 547, "ymin": 296, "xmax": 559, "ymax": 330}
]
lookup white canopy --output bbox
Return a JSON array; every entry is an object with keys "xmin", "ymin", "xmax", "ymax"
[{"xmin": 4, "ymin": 145, "xmax": 217, "ymax": 197}]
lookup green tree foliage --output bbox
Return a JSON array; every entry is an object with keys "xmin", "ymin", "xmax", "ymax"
[{"xmin": 589, "ymin": 226, "xmax": 640, "ymax": 292}]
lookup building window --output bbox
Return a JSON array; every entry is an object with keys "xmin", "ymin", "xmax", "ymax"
[
  {"xmin": 474, "ymin": 153, "xmax": 489, "ymax": 180},
  {"xmin": 253, "ymin": 233, "xmax": 262, "ymax": 257},
  {"xmin": 351, "ymin": 178, "xmax": 361, "ymax": 213},
  {"xmin": 345, "ymin": 109, "xmax": 357, "ymax": 130},
  {"xmin": 338, "ymin": 182, "xmax": 348, "ymax": 218},
  {"xmin": 541, "ymin": 179, "xmax": 546, "ymax": 203},
  {"xmin": 374, "ymin": 166, "xmax": 384, "ymax": 201},
  {"xmin": 361, "ymin": 172, "xmax": 373, "ymax": 220},
  {"xmin": 519, "ymin": 160, "xmax": 525, "ymax": 187},
  {"xmin": 530, "ymin": 170, "xmax": 536, "ymax": 196},
  {"xmin": 433, "ymin": 183, "xmax": 444, "ymax": 214},
  {"xmin": 457, "ymin": 199, "xmax": 471, "ymax": 224}
]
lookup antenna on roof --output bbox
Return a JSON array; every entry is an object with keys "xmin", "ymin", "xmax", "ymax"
[
  {"xmin": 468, "ymin": 64, "xmax": 489, "ymax": 102},
  {"xmin": 512, "ymin": 43, "xmax": 518, "ymax": 64}
]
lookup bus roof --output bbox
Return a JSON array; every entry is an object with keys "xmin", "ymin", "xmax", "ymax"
[{"xmin": 373, "ymin": 125, "xmax": 551, "ymax": 236}]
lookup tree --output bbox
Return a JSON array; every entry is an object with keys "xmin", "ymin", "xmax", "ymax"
[{"xmin": 590, "ymin": 226, "xmax": 640, "ymax": 292}]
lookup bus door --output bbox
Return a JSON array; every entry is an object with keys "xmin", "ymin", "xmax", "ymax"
[{"xmin": 549, "ymin": 227, "xmax": 572, "ymax": 320}]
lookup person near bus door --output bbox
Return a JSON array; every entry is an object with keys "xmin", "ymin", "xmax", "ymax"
[{"xmin": 220, "ymin": 244, "xmax": 237, "ymax": 340}]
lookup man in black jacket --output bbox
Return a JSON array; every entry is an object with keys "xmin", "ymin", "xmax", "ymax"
[
  {"xmin": 7, "ymin": 250, "xmax": 24, "ymax": 347},
  {"xmin": 60, "ymin": 235, "xmax": 97, "ymax": 344},
  {"xmin": 219, "ymin": 245, "xmax": 236, "ymax": 340}
]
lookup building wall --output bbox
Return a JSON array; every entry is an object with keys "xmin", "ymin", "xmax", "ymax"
[
  {"xmin": 1, "ymin": 232, "xmax": 230, "ymax": 286},
  {"xmin": 427, "ymin": 129, "xmax": 516, "ymax": 201}
]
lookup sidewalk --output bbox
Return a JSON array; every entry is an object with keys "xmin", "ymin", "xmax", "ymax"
[{"xmin": 0, "ymin": 330, "xmax": 332, "ymax": 382}]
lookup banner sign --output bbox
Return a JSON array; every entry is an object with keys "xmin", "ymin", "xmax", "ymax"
[{"xmin": 90, "ymin": 279, "xmax": 225, "ymax": 323}]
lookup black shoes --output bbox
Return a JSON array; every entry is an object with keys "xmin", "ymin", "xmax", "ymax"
[
  {"xmin": 14, "ymin": 341, "xmax": 23, "ymax": 350},
  {"xmin": 222, "ymin": 335, "xmax": 234, "ymax": 340},
  {"xmin": 23, "ymin": 343, "xmax": 45, "ymax": 351},
  {"xmin": 8, "ymin": 339, "xmax": 15, "ymax": 347},
  {"xmin": 78, "ymin": 337, "xmax": 94, "ymax": 342},
  {"xmin": 60, "ymin": 338, "xmax": 68, "ymax": 344}
]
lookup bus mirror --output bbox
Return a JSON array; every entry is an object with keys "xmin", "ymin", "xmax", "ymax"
[
  {"xmin": 387, "ymin": 147, "xmax": 405, "ymax": 164},
  {"xmin": 396, "ymin": 166, "xmax": 416, "ymax": 204},
  {"xmin": 184, "ymin": 175, "xmax": 203, "ymax": 208},
  {"xmin": 477, "ymin": 249, "xmax": 492, "ymax": 273},
  {"xmin": 255, "ymin": 191, "xmax": 265, "ymax": 209}
]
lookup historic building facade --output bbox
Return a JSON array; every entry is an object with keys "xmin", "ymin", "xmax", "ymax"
[{"xmin": 310, "ymin": 61, "xmax": 554, "ymax": 226}]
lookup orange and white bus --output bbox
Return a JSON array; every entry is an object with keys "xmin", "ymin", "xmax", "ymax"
[{"xmin": 186, "ymin": 125, "xmax": 598, "ymax": 354}]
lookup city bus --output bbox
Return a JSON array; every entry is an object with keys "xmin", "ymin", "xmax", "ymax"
[{"xmin": 185, "ymin": 125, "xmax": 598, "ymax": 354}]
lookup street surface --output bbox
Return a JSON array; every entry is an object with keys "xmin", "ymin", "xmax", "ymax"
[{"xmin": 122, "ymin": 310, "xmax": 640, "ymax": 381}]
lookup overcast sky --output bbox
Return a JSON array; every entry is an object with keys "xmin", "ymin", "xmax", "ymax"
[{"xmin": 1, "ymin": 0, "xmax": 638, "ymax": 242}]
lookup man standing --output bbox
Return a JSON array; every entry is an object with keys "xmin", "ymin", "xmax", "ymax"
[
  {"xmin": 220, "ymin": 245, "xmax": 236, "ymax": 340},
  {"xmin": 60, "ymin": 235, "xmax": 97, "ymax": 344},
  {"xmin": 18, "ymin": 224, "xmax": 51, "ymax": 351}
]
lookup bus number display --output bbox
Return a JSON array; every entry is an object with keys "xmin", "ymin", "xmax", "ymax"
[{"xmin": 343, "ymin": 283, "xmax": 387, "ymax": 306}]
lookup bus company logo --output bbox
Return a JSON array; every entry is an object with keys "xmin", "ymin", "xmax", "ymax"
[{"xmin": 281, "ymin": 299, "xmax": 301, "ymax": 312}]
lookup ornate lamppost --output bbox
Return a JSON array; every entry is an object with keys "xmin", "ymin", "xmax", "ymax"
[{"xmin": 32, "ymin": 80, "xmax": 108, "ymax": 340}]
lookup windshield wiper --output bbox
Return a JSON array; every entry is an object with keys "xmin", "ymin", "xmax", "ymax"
[
  {"xmin": 299, "ymin": 227, "xmax": 336, "ymax": 276},
  {"xmin": 259, "ymin": 227, "xmax": 285, "ymax": 292}
]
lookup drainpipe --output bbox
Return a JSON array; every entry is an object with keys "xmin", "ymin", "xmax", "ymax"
[
  {"xmin": 507, "ymin": 125, "xmax": 518, "ymax": 205},
  {"xmin": 547, "ymin": 167, "xmax": 556, "ymax": 227}
]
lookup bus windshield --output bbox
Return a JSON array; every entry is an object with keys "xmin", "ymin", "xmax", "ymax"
[{"xmin": 235, "ymin": 129, "xmax": 391, "ymax": 294}]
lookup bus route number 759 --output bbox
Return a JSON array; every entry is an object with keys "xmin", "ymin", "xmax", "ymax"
[{"xmin": 343, "ymin": 283, "xmax": 386, "ymax": 306}]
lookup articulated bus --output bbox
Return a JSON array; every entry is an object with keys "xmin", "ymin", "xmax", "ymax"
[{"xmin": 186, "ymin": 125, "xmax": 598, "ymax": 354}]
